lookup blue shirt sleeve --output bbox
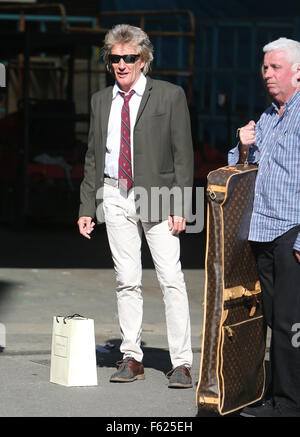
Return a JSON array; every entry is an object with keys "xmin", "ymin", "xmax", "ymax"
[
  {"xmin": 227, "ymin": 143, "xmax": 260, "ymax": 165},
  {"xmin": 294, "ymin": 233, "xmax": 300, "ymax": 251},
  {"xmin": 227, "ymin": 118, "xmax": 262, "ymax": 165},
  {"xmin": 228, "ymin": 144, "xmax": 240, "ymax": 165}
]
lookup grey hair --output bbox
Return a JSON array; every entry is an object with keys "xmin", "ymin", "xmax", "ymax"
[
  {"xmin": 263, "ymin": 37, "xmax": 300, "ymax": 65},
  {"xmin": 102, "ymin": 24, "xmax": 154, "ymax": 75}
]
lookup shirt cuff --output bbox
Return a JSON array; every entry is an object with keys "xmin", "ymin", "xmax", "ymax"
[
  {"xmin": 228, "ymin": 144, "xmax": 240, "ymax": 166},
  {"xmin": 293, "ymin": 232, "xmax": 300, "ymax": 252}
]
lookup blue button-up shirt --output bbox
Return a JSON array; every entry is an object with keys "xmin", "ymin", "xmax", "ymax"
[{"xmin": 228, "ymin": 90, "xmax": 300, "ymax": 251}]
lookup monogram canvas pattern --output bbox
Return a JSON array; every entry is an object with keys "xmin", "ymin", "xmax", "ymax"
[{"xmin": 196, "ymin": 165, "xmax": 267, "ymax": 415}]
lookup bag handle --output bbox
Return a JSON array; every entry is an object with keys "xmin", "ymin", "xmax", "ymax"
[{"xmin": 56, "ymin": 314, "xmax": 86, "ymax": 324}]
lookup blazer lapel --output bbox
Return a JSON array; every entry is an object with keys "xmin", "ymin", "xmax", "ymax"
[
  {"xmin": 97, "ymin": 78, "xmax": 152, "ymax": 138},
  {"xmin": 99, "ymin": 86, "xmax": 113, "ymax": 145},
  {"xmin": 135, "ymin": 76, "xmax": 153, "ymax": 127}
]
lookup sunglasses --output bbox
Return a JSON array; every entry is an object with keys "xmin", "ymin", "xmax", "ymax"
[{"xmin": 109, "ymin": 54, "xmax": 141, "ymax": 64}]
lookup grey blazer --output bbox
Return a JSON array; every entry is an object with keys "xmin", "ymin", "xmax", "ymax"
[{"xmin": 79, "ymin": 76, "xmax": 194, "ymax": 222}]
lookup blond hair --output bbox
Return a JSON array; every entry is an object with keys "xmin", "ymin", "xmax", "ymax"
[{"xmin": 102, "ymin": 24, "xmax": 154, "ymax": 75}]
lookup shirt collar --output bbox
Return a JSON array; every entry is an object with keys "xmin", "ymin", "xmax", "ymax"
[
  {"xmin": 112, "ymin": 73, "xmax": 147, "ymax": 99},
  {"xmin": 286, "ymin": 89, "xmax": 300, "ymax": 109},
  {"xmin": 271, "ymin": 89, "xmax": 300, "ymax": 113}
]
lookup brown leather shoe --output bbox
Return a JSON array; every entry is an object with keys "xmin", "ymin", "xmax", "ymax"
[
  {"xmin": 110, "ymin": 357, "xmax": 145, "ymax": 383},
  {"xmin": 167, "ymin": 365, "xmax": 193, "ymax": 388}
]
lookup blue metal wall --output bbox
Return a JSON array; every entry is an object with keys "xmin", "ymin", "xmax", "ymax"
[
  {"xmin": 1, "ymin": 1, "xmax": 299, "ymax": 151},
  {"xmin": 100, "ymin": 1, "xmax": 300, "ymax": 152},
  {"xmin": 101, "ymin": 0, "xmax": 300, "ymax": 19}
]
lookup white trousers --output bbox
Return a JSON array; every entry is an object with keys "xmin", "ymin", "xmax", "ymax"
[{"xmin": 103, "ymin": 183, "xmax": 193, "ymax": 368}]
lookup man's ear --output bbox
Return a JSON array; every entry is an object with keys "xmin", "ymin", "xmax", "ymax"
[
  {"xmin": 140, "ymin": 58, "xmax": 146, "ymax": 72},
  {"xmin": 292, "ymin": 62, "xmax": 300, "ymax": 87}
]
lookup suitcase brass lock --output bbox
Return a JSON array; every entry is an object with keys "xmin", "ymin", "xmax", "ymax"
[
  {"xmin": 207, "ymin": 188, "xmax": 217, "ymax": 201},
  {"xmin": 224, "ymin": 326, "xmax": 234, "ymax": 338}
]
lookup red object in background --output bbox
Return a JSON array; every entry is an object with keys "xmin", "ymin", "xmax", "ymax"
[
  {"xmin": 27, "ymin": 163, "xmax": 84, "ymax": 180},
  {"xmin": 1, "ymin": 112, "xmax": 226, "ymax": 184},
  {"xmin": 194, "ymin": 144, "xmax": 227, "ymax": 179},
  {"xmin": 0, "ymin": 112, "xmax": 23, "ymax": 143},
  {"xmin": 0, "ymin": 112, "xmax": 22, "ymax": 181},
  {"xmin": 0, "ymin": 149, "xmax": 18, "ymax": 181}
]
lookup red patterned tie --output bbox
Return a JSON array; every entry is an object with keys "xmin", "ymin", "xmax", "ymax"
[{"xmin": 119, "ymin": 90, "xmax": 135, "ymax": 192}]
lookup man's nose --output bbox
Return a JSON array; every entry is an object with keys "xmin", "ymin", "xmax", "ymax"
[
  {"xmin": 264, "ymin": 67, "xmax": 272, "ymax": 79},
  {"xmin": 118, "ymin": 58, "xmax": 126, "ymax": 68}
]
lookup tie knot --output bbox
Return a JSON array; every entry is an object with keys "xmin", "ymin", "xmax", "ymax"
[{"xmin": 120, "ymin": 89, "xmax": 135, "ymax": 103}]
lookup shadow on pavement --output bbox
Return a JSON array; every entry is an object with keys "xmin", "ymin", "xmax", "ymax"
[
  {"xmin": 96, "ymin": 339, "xmax": 173, "ymax": 375},
  {"xmin": 0, "ymin": 222, "xmax": 206, "ymax": 269}
]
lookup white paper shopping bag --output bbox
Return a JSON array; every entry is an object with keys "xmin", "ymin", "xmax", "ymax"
[
  {"xmin": 0, "ymin": 323, "xmax": 6, "ymax": 351},
  {"xmin": 50, "ymin": 314, "xmax": 98, "ymax": 386}
]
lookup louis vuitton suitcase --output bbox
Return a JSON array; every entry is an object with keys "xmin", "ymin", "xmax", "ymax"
[{"xmin": 196, "ymin": 164, "xmax": 267, "ymax": 416}]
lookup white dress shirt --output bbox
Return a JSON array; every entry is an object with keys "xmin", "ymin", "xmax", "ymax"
[{"xmin": 104, "ymin": 73, "xmax": 147, "ymax": 179}]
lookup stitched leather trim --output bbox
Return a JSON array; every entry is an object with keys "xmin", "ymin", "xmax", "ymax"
[
  {"xmin": 207, "ymin": 184, "xmax": 227, "ymax": 193},
  {"xmin": 198, "ymin": 396, "xmax": 219, "ymax": 405},
  {"xmin": 223, "ymin": 281, "xmax": 261, "ymax": 301}
]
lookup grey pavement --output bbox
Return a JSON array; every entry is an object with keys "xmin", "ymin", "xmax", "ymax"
[{"xmin": 0, "ymin": 223, "xmax": 205, "ymax": 418}]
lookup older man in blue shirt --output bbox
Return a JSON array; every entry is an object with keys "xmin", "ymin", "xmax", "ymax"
[{"xmin": 228, "ymin": 37, "xmax": 300, "ymax": 417}]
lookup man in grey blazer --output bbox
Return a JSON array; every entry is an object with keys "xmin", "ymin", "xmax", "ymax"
[{"xmin": 78, "ymin": 24, "xmax": 194, "ymax": 388}]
